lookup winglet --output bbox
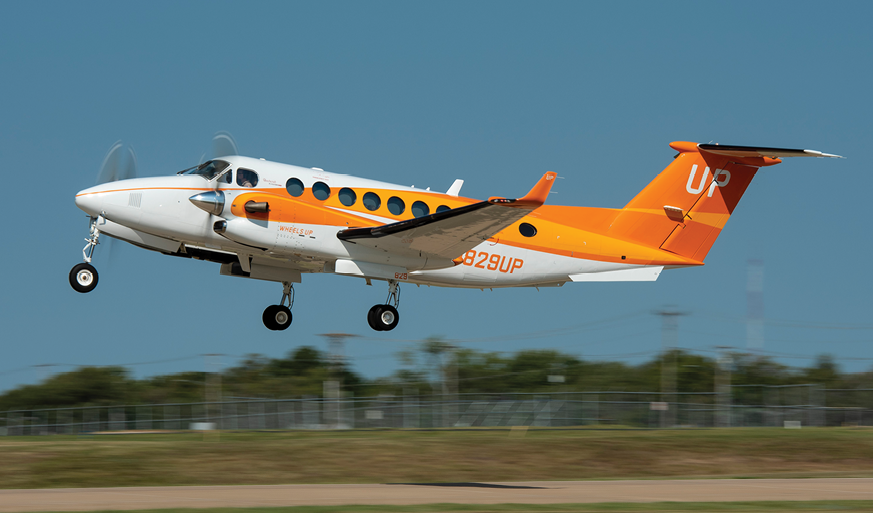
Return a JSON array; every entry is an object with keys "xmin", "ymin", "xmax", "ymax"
[
  {"xmin": 516, "ymin": 171, "xmax": 558, "ymax": 207},
  {"xmin": 488, "ymin": 171, "xmax": 557, "ymax": 208}
]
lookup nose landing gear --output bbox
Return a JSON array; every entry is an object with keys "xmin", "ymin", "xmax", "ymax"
[
  {"xmin": 367, "ymin": 280, "xmax": 400, "ymax": 331},
  {"xmin": 263, "ymin": 281, "xmax": 294, "ymax": 331},
  {"xmin": 70, "ymin": 263, "xmax": 99, "ymax": 293},
  {"xmin": 70, "ymin": 217, "xmax": 101, "ymax": 293}
]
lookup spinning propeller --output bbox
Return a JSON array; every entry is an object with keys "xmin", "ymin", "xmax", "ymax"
[
  {"xmin": 200, "ymin": 131, "xmax": 239, "ymax": 165},
  {"xmin": 93, "ymin": 141, "xmax": 139, "ymax": 264},
  {"xmin": 96, "ymin": 141, "xmax": 138, "ymax": 185}
]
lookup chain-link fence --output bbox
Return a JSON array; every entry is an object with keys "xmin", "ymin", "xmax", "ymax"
[{"xmin": 1, "ymin": 386, "xmax": 871, "ymax": 435}]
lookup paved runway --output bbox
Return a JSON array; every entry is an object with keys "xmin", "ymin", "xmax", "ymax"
[{"xmin": 2, "ymin": 479, "xmax": 872, "ymax": 512}]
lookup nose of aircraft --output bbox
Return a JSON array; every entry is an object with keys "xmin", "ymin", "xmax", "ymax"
[{"xmin": 75, "ymin": 184, "xmax": 107, "ymax": 217}]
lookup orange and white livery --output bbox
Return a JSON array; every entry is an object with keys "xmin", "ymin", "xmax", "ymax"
[{"xmin": 71, "ymin": 141, "xmax": 841, "ymax": 331}]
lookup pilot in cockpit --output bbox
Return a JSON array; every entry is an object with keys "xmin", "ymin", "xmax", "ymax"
[{"xmin": 237, "ymin": 169, "xmax": 257, "ymax": 188}]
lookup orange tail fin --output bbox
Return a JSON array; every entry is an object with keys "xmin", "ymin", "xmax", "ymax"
[{"xmin": 607, "ymin": 141, "xmax": 782, "ymax": 262}]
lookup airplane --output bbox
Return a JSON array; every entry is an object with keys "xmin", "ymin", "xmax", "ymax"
[{"xmin": 71, "ymin": 140, "xmax": 841, "ymax": 331}]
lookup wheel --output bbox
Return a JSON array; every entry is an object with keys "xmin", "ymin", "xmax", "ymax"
[
  {"xmin": 367, "ymin": 305, "xmax": 382, "ymax": 331},
  {"xmin": 370, "ymin": 304, "xmax": 399, "ymax": 331},
  {"xmin": 274, "ymin": 305, "xmax": 292, "ymax": 330},
  {"xmin": 69, "ymin": 263, "xmax": 98, "ymax": 293},
  {"xmin": 263, "ymin": 305, "xmax": 292, "ymax": 331}
]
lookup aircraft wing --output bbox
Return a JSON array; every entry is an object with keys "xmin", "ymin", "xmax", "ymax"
[{"xmin": 337, "ymin": 172, "xmax": 557, "ymax": 262}]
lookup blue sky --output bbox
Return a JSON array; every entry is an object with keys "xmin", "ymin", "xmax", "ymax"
[{"xmin": 1, "ymin": 1, "xmax": 871, "ymax": 392}]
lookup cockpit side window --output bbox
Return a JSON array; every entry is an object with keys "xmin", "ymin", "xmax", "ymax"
[
  {"xmin": 222, "ymin": 170, "xmax": 232, "ymax": 184},
  {"xmin": 237, "ymin": 168, "xmax": 258, "ymax": 188}
]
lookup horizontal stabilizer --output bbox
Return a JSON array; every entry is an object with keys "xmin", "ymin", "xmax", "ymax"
[
  {"xmin": 569, "ymin": 266, "xmax": 663, "ymax": 282},
  {"xmin": 698, "ymin": 144, "xmax": 843, "ymax": 159}
]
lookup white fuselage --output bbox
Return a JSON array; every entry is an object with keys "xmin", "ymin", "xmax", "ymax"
[{"xmin": 75, "ymin": 156, "xmax": 649, "ymax": 288}]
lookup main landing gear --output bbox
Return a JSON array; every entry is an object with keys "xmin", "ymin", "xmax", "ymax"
[
  {"xmin": 368, "ymin": 280, "xmax": 400, "ymax": 331},
  {"xmin": 70, "ymin": 217, "xmax": 101, "ymax": 293},
  {"xmin": 263, "ymin": 281, "xmax": 294, "ymax": 331}
]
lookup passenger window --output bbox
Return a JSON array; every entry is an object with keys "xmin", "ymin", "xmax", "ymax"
[
  {"xmin": 363, "ymin": 192, "xmax": 381, "ymax": 211},
  {"xmin": 338, "ymin": 188, "xmax": 357, "ymax": 207},
  {"xmin": 286, "ymin": 178, "xmax": 304, "ymax": 197},
  {"xmin": 436, "ymin": 205, "xmax": 451, "ymax": 213},
  {"xmin": 312, "ymin": 181, "xmax": 330, "ymax": 200},
  {"xmin": 411, "ymin": 201, "xmax": 430, "ymax": 217},
  {"xmin": 237, "ymin": 168, "xmax": 258, "ymax": 188},
  {"xmin": 519, "ymin": 223, "xmax": 537, "ymax": 237},
  {"xmin": 387, "ymin": 196, "xmax": 405, "ymax": 216}
]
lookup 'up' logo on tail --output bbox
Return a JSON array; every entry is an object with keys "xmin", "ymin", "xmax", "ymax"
[{"xmin": 686, "ymin": 165, "xmax": 731, "ymax": 197}]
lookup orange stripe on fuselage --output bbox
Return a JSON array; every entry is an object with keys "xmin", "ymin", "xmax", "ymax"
[
  {"xmin": 231, "ymin": 187, "xmax": 479, "ymax": 227},
  {"xmin": 75, "ymin": 186, "xmax": 294, "ymax": 197},
  {"xmin": 85, "ymin": 184, "xmax": 704, "ymax": 267}
]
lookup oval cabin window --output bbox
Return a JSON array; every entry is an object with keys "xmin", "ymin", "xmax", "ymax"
[
  {"xmin": 286, "ymin": 178, "xmax": 304, "ymax": 197},
  {"xmin": 312, "ymin": 181, "xmax": 331, "ymax": 201},
  {"xmin": 519, "ymin": 222, "xmax": 537, "ymax": 237},
  {"xmin": 338, "ymin": 188, "xmax": 357, "ymax": 206},
  {"xmin": 363, "ymin": 192, "xmax": 381, "ymax": 211},
  {"xmin": 387, "ymin": 196, "xmax": 405, "ymax": 215},
  {"xmin": 411, "ymin": 201, "xmax": 430, "ymax": 217}
]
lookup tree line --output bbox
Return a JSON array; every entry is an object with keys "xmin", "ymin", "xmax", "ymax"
[{"xmin": 1, "ymin": 343, "xmax": 869, "ymax": 412}]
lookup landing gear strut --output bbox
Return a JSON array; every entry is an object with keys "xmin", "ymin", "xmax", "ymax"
[
  {"xmin": 70, "ymin": 217, "xmax": 101, "ymax": 293},
  {"xmin": 263, "ymin": 281, "xmax": 293, "ymax": 331},
  {"xmin": 367, "ymin": 280, "xmax": 400, "ymax": 331}
]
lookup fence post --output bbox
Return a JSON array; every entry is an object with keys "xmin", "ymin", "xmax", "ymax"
[
  {"xmin": 10, "ymin": 412, "xmax": 22, "ymax": 436},
  {"xmin": 589, "ymin": 393, "xmax": 599, "ymax": 425},
  {"xmin": 404, "ymin": 389, "xmax": 418, "ymax": 428},
  {"xmin": 716, "ymin": 352, "xmax": 732, "ymax": 428},
  {"xmin": 110, "ymin": 407, "xmax": 124, "ymax": 431},
  {"xmin": 136, "ymin": 405, "xmax": 152, "ymax": 431}
]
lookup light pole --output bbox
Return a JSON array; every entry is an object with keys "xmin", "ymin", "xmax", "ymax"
[
  {"xmin": 715, "ymin": 346, "xmax": 733, "ymax": 428},
  {"xmin": 318, "ymin": 333, "xmax": 359, "ymax": 428},
  {"xmin": 422, "ymin": 338, "xmax": 458, "ymax": 428},
  {"xmin": 202, "ymin": 354, "xmax": 223, "ymax": 435},
  {"xmin": 654, "ymin": 308, "xmax": 687, "ymax": 428},
  {"xmin": 746, "ymin": 259, "xmax": 765, "ymax": 350}
]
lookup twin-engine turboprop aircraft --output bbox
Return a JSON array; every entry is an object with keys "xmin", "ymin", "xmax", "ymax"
[{"xmin": 71, "ymin": 140, "xmax": 841, "ymax": 331}]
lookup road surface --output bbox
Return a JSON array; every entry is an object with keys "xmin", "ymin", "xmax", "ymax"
[{"xmin": 2, "ymin": 478, "xmax": 872, "ymax": 511}]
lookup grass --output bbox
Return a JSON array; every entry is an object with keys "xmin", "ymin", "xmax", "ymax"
[
  {"xmin": 1, "ymin": 428, "xmax": 872, "ymax": 489},
  {"xmin": 23, "ymin": 503, "xmax": 873, "ymax": 513}
]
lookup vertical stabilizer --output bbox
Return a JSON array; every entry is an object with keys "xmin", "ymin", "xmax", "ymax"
[{"xmin": 607, "ymin": 142, "xmax": 773, "ymax": 262}]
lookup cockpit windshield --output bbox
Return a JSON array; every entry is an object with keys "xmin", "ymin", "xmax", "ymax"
[{"xmin": 178, "ymin": 160, "xmax": 230, "ymax": 180}]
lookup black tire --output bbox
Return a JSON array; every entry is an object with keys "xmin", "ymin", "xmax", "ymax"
[
  {"xmin": 375, "ymin": 304, "xmax": 399, "ymax": 331},
  {"xmin": 263, "ymin": 305, "xmax": 293, "ymax": 331},
  {"xmin": 367, "ymin": 305, "xmax": 383, "ymax": 331},
  {"xmin": 69, "ymin": 263, "xmax": 98, "ymax": 293},
  {"xmin": 263, "ymin": 305, "xmax": 278, "ymax": 330}
]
